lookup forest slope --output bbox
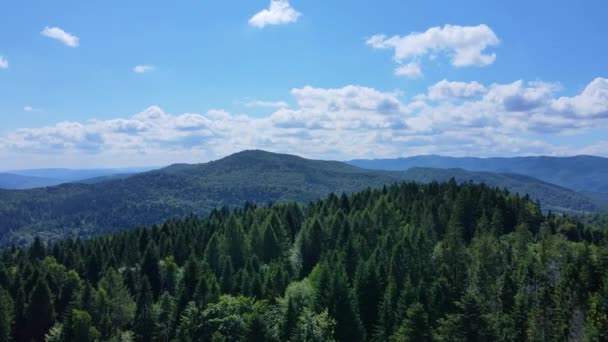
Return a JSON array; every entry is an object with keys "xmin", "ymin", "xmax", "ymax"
[
  {"xmin": 348, "ymin": 154, "xmax": 608, "ymax": 193},
  {"xmin": 0, "ymin": 150, "xmax": 605, "ymax": 246},
  {"xmin": 0, "ymin": 182, "xmax": 605, "ymax": 341},
  {"xmin": 0, "ymin": 150, "xmax": 398, "ymax": 246}
]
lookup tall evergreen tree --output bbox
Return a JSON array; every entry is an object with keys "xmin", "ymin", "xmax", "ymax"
[
  {"xmin": 300, "ymin": 219, "xmax": 324, "ymax": 276},
  {"xmin": 0, "ymin": 286, "xmax": 14, "ymax": 342},
  {"xmin": 26, "ymin": 279, "xmax": 55, "ymax": 342},
  {"xmin": 141, "ymin": 244, "xmax": 162, "ymax": 299},
  {"xmin": 222, "ymin": 216, "xmax": 247, "ymax": 269},
  {"xmin": 205, "ymin": 232, "xmax": 222, "ymax": 275},
  {"xmin": 133, "ymin": 277, "xmax": 155, "ymax": 342},
  {"xmin": 390, "ymin": 302, "xmax": 431, "ymax": 342}
]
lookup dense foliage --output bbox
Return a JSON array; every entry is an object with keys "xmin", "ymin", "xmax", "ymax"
[
  {"xmin": 1, "ymin": 150, "xmax": 604, "ymax": 247},
  {"xmin": 1, "ymin": 180, "xmax": 607, "ymax": 341},
  {"xmin": 576, "ymin": 213, "xmax": 608, "ymax": 231}
]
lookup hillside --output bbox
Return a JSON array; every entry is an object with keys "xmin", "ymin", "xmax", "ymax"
[
  {"xmin": 0, "ymin": 173, "xmax": 62, "ymax": 190},
  {"xmin": 0, "ymin": 167, "xmax": 154, "ymax": 190},
  {"xmin": 348, "ymin": 155, "xmax": 608, "ymax": 193},
  {"xmin": 1, "ymin": 150, "xmax": 605, "ymax": 247},
  {"xmin": 0, "ymin": 182, "xmax": 605, "ymax": 341},
  {"xmin": 0, "ymin": 150, "xmax": 399, "ymax": 246},
  {"xmin": 401, "ymin": 168, "xmax": 607, "ymax": 213}
]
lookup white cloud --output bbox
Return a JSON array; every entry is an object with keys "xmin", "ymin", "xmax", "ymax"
[
  {"xmin": 249, "ymin": 0, "xmax": 301, "ymax": 28},
  {"xmin": 485, "ymin": 80, "xmax": 558, "ymax": 112},
  {"xmin": 134, "ymin": 65, "xmax": 155, "ymax": 73},
  {"xmin": 395, "ymin": 62, "xmax": 423, "ymax": 79},
  {"xmin": 552, "ymin": 78, "xmax": 608, "ymax": 118},
  {"xmin": 246, "ymin": 100, "xmax": 289, "ymax": 108},
  {"xmin": 0, "ymin": 56, "xmax": 7, "ymax": 69},
  {"xmin": 41, "ymin": 26, "xmax": 79, "ymax": 47},
  {"xmin": 24, "ymin": 106, "xmax": 33, "ymax": 112},
  {"xmin": 427, "ymin": 80, "xmax": 487, "ymax": 100},
  {"xmin": 1, "ymin": 78, "xmax": 607, "ymax": 168},
  {"xmin": 367, "ymin": 24, "xmax": 499, "ymax": 76}
]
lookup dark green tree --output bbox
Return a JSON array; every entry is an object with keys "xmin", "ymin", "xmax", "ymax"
[
  {"xmin": 134, "ymin": 277, "xmax": 155, "ymax": 342},
  {"xmin": 26, "ymin": 279, "xmax": 55, "ymax": 342},
  {"xmin": 0, "ymin": 286, "xmax": 14, "ymax": 342}
]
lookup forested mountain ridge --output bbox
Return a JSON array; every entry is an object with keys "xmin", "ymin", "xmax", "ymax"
[
  {"xmin": 348, "ymin": 154, "xmax": 608, "ymax": 193},
  {"xmin": 0, "ymin": 173, "xmax": 62, "ymax": 190},
  {"xmin": 0, "ymin": 181, "xmax": 606, "ymax": 341},
  {"xmin": 0, "ymin": 167, "xmax": 153, "ymax": 190},
  {"xmin": 401, "ymin": 167, "xmax": 607, "ymax": 213},
  {"xmin": 0, "ymin": 150, "xmax": 399, "ymax": 246},
  {"xmin": 0, "ymin": 150, "xmax": 605, "ymax": 247}
]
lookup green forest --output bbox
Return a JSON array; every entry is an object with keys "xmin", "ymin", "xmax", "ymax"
[
  {"xmin": 2, "ymin": 150, "xmax": 605, "ymax": 248},
  {"xmin": 1, "ymin": 180, "xmax": 607, "ymax": 341}
]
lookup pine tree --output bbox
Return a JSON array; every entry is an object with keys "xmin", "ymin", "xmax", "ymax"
[
  {"xmin": 220, "ymin": 257, "xmax": 235, "ymax": 293},
  {"xmin": 300, "ymin": 219, "xmax": 324, "ymax": 275},
  {"xmin": 98, "ymin": 268, "xmax": 136, "ymax": 334},
  {"xmin": 222, "ymin": 216, "xmax": 247, "ymax": 269},
  {"xmin": 161, "ymin": 256, "xmax": 179, "ymax": 296},
  {"xmin": 26, "ymin": 278, "xmax": 55, "ymax": 342},
  {"xmin": 29, "ymin": 237, "xmax": 46, "ymax": 260},
  {"xmin": 141, "ymin": 244, "xmax": 162, "ymax": 299},
  {"xmin": 133, "ymin": 277, "xmax": 155, "ymax": 342},
  {"xmin": 330, "ymin": 266, "xmax": 366, "ymax": 342},
  {"xmin": 56, "ymin": 270, "xmax": 82, "ymax": 320},
  {"xmin": 67, "ymin": 309, "xmax": 100, "ymax": 342},
  {"xmin": 154, "ymin": 292, "xmax": 175, "ymax": 342},
  {"xmin": 0, "ymin": 286, "xmax": 14, "ymax": 342},
  {"xmin": 374, "ymin": 278, "xmax": 398, "ymax": 342},
  {"xmin": 176, "ymin": 255, "xmax": 201, "ymax": 317},
  {"xmin": 291, "ymin": 309, "xmax": 336, "ymax": 342},
  {"xmin": 262, "ymin": 223, "xmax": 280, "ymax": 262},
  {"xmin": 205, "ymin": 232, "xmax": 222, "ymax": 275},
  {"xmin": 390, "ymin": 302, "xmax": 430, "ymax": 342},
  {"xmin": 355, "ymin": 258, "xmax": 382, "ymax": 338}
]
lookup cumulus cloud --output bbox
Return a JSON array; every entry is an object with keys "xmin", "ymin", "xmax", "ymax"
[
  {"xmin": 0, "ymin": 56, "xmax": 7, "ymax": 69},
  {"xmin": 395, "ymin": 62, "xmax": 423, "ymax": 79},
  {"xmin": 485, "ymin": 80, "xmax": 558, "ymax": 112},
  {"xmin": 427, "ymin": 80, "xmax": 487, "ymax": 100},
  {"xmin": 41, "ymin": 26, "xmax": 79, "ymax": 47},
  {"xmin": 552, "ymin": 78, "xmax": 608, "ymax": 118},
  {"xmin": 24, "ymin": 106, "xmax": 34, "ymax": 112},
  {"xmin": 367, "ymin": 24, "xmax": 499, "ymax": 77},
  {"xmin": 134, "ymin": 65, "xmax": 155, "ymax": 73},
  {"xmin": 246, "ymin": 100, "xmax": 289, "ymax": 108},
  {"xmin": 1, "ymin": 78, "xmax": 607, "ymax": 167},
  {"xmin": 249, "ymin": 0, "xmax": 301, "ymax": 28}
]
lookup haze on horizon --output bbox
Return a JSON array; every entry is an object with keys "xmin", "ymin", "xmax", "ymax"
[{"xmin": 1, "ymin": 0, "xmax": 607, "ymax": 169}]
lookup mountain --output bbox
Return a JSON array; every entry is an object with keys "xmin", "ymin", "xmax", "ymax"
[
  {"xmin": 0, "ymin": 173, "xmax": 63, "ymax": 189},
  {"xmin": 348, "ymin": 155, "xmax": 608, "ymax": 193},
  {"xmin": 0, "ymin": 167, "xmax": 155, "ymax": 189},
  {"xmin": 0, "ymin": 150, "xmax": 604, "ymax": 247},
  {"xmin": 0, "ymin": 180, "xmax": 604, "ymax": 341},
  {"xmin": 0, "ymin": 150, "xmax": 399, "ymax": 246},
  {"xmin": 400, "ymin": 168, "xmax": 607, "ymax": 213}
]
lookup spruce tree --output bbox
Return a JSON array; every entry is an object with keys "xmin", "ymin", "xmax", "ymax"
[
  {"xmin": 0, "ymin": 286, "xmax": 14, "ymax": 342},
  {"xmin": 26, "ymin": 279, "xmax": 55, "ymax": 342},
  {"xmin": 134, "ymin": 277, "xmax": 155, "ymax": 342}
]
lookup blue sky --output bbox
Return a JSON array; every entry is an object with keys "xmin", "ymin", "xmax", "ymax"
[{"xmin": 0, "ymin": 0, "xmax": 607, "ymax": 168}]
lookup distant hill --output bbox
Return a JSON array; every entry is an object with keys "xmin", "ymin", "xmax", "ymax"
[
  {"xmin": 0, "ymin": 173, "xmax": 63, "ymax": 189},
  {"xmin": 0, "ymin": 150, "xmax": 605, "ymax": 246},
  {"xmin": 348, "ymin": 155, "xmax": 608, "ymax": 193},
  {"xmin": 0, "ymin": 150, "xmax": 399, "ymax": 246},
  {"xmin": 400, "ymin": 168, "xmax": 607, "ymax": 213},
  {"xmin": 0, "ymin": 167, "xmax": 155, "ymax": 189}
]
